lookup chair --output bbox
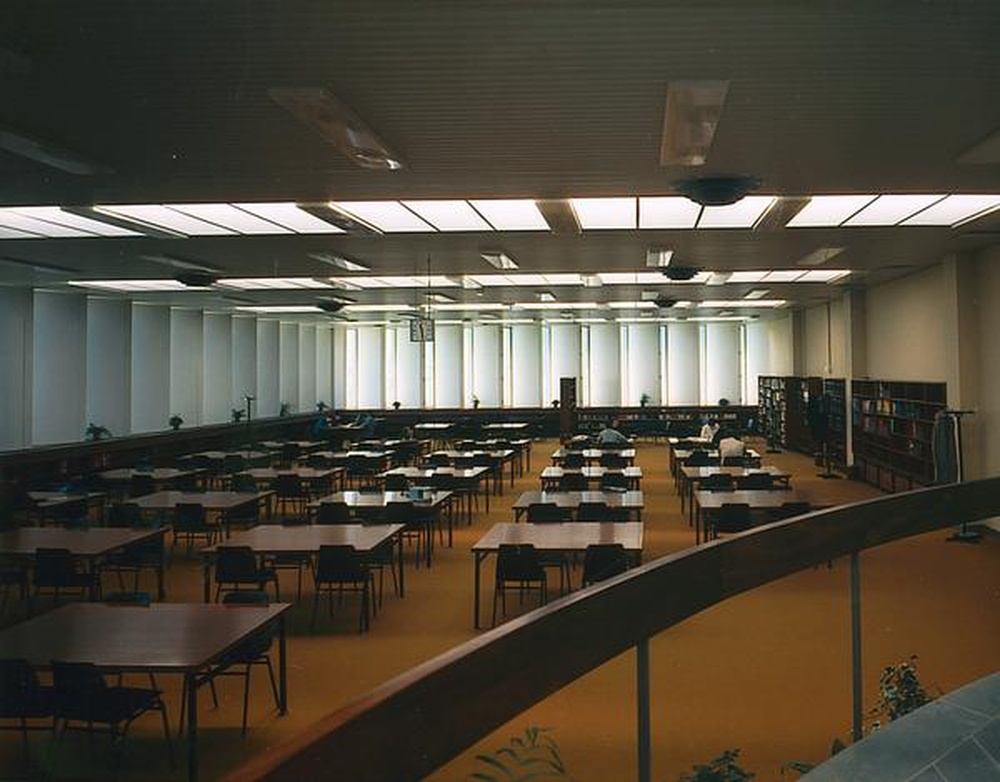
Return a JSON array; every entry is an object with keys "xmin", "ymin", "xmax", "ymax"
[
  {"xmin": 736, "ymin": 472, "xmax": 775, "ymax": 490},
  {"xmin": 771, "ymin": 501, "xmax": 812, "ymax": 521},
  {"xmin": 170, "ymin": 503, "xmax": 216, "ymax": 555},
  {"xmin": 315, "ymin": 501, "xmax": 352, "ymax": 525},
  {"xmin": 222, "ymin": 454, "xmax": 247, "ymax": 475},
  {"xmin": 384, "ymin": 501, "xmax": 428, "ymax": 571},
  {"xmin": 273, "ymin": 473, "xmax": 307, "ymax": 519},
  {"xmin": 492, "ymin": 544, "xmax": 547, "ymax": 626},
  {"xmin": 32, "ymin": 548, "xmax": 100, "ymax": 607},
  {"xmin": 128, "ymin": 474, "xmax": 156, "ymax": 498},
  {"xmin": 48, "ymin": 498, "xmax": 90, "ymax": 528},
  {"xmin": 0, "ymin": 658, "xmax": 54, "ymax": 763},
  {"xmin": 599, "ymin": 452, "xmax": 627, "ymax": 469},
  {"xmin": 685, "ymin": 450, "xmax": 712, "ymax": 467},
  {"xmin": 51, "ymin": 660, "xmax": 173, "ymax": 773},
  {"xmin": 526, "ymin": 503, "xmax": 571, "ymax": 523},
  {"xmin": 562, "ymin": 451, "xmax": 585, "ymax": 469},
  {"xmin": 581, "ymin": 543, "xmax": 630, "ymax": 587},
  {"xmin": 270, "ymin": 517, "xmax": 311, "ymax": 600},
  {"xmin": 383, "ymin": 473, "xmax": 410, "ymax": 492},
  {"xmin": 700, "ymin": 473, "xmax": 735, "ymax": 492},
  {"xmin": 213, "ymin": 546, "xmax": 279, "ymax": 602},
  {"xmin": 174, "ymin": 471, "xmax": 202, "ymax": 492},
  {"xmin": 311, "ymin": 545, "xmax": 375, "ymax": 633},
  {"xmin": 575, "ymin": 501, "xmax": 611, "ymax": 522},
  {"xmin": 424, "ymin": 453, "xmax": 450, "ymax": 468},
  {"xmin": 0, "ymin": 561, "xmax": 29, "ymax": 614},
  {"xmin": 179, "ymin": 591, "xmax": 279, "ymax": 738},
  {"xmin": 347, "ymin": 456, "xmax": 379, "ymax": 489},
  {"xmin": 711, "ymin": 503, "xmax": 753, "ymax": 538},
  {"xmin": 226, "ymin": 474, "xmax": 262, "ymax": 531},
  {"xmin": 105, "ymin": 531, "xmax": 164, "ymax": 594},
  {"xmin": 106, "ymin": 502, "xmax": 143, "ymax": 528},
  {"xmin": 558, "ymin": 472, "xmax": 588, "ymax": 491},
  {"xmin": 600, "ymin": 471, "xmax": 630, "ymax": 491}
]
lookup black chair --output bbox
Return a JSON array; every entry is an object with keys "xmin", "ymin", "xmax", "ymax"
[
  {"xmin": 525, "ymin": 503, "xmax": 571, "ymax": 523},
  {"xmin": 685, "ymin": 450, "xmax": 712, "ymax": 467},
  {"xmin": 736, "ymin": 472, "xmax": 776, "ymax": 490},
  {"xmin": 32, "ymin": 548, "xmax": 100, "ymax": 607},
  {"xmin": 424, "ymin": 453, "xmax": 450, "ymax": 468},
  {"xmin": 558, "ymin": 472, "xmax": 588, "ymax": 491},
  {"xmin": 213, "ymin": 546, "xmax": 279, "ymax": 602},
  {"xmin": 711, "ymin": 503, "xmax": 753, "ymax": 538},
  {"xmin": 581, "ymin": 543, "xmax": 630, "ymax": 587},
  {"xmin": 700, "ymin": 473, "xmax": 735, "ymax": 492},
  {"xmin": 127, "ymin": 474, "xmax": 156, "ymax": 498},
  {"xmin": 383, "ymin": 473, "xmax": 410, "ymax": 492},
  {"xmin": 492, "ymin": 544, "xmax": 547, "ymax": 626},
  {"xmin": 0, "ymin": 658, "xmax": 54, "ymax": 763},
  {"xmin": 104, "ymin": 531, "xmax": 164, "ymax": 595},
  {"xmin": 0, "ymin": 559, "xmax": 29, "ymax": 614},
  {"xmin": 106, "ymin": 503, "xmax": 143, "ymax": 528},
  {"xmin": 51, "ymin": 660, "xmax": 173, "ymax": 773},
  {"xmin": 47, "ymin": 498, "xmax": 90, "ymax": 528},
  {"xmin": 315, "ymin": 501, "xmax": 352, "ymax": 525},
  {"xmin": 270, "ymin": 517, "xmax": 311, "ymax": 600},
  {"xmin": 311, "ymin": 545, "xmax": 375, "ymax": 633},
  {"xmin": 575, "ymin": 501, "xmax": 611, "ymax": 522},
  {"xmin": 562, "ymin": 451, "xmax": 585, "ymax": 469},
  {"xmin": 222, "ymin": 454, "xmax": 247, "ymax": 475},
  {"xmin": 179, "ymin": 591, "xmax": 279, "ymax": 738},
  {"xmin": 174, "ymin": 472, "xmax": 202, "ymax": 492},
  {"xmin": 599, "ymin": 452, "xmax": 627, "ymax": 469},
  {"xmin": 600, "ymin": 471, "xmax": 630, "ymax": 491},
  {"xmin": 273, "ymin": 474, "xmax": 307, "ymax": 519},
  {"xmin": 171, "ymin": 503, "xmax": 216, "ymax": 555},
  {"xmin": 771, "ymin": 501, "xmax": 812, "ymax": 521}
]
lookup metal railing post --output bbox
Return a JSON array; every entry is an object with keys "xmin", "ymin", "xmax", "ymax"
[
  {"xmin": 850, "ymin": 551, "xmax": 863, "ymax": 741},
  {"xmin": 637, "ymin": 637, "xmax": 651, "ymax": 782}
]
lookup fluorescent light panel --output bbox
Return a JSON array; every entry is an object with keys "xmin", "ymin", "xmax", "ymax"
[
  {"xmin": 516, "ymin": 302, "xmax": 597, "ymax": 310},
  {"xmin": 429, "ymin": 302, "xmax": 507, "ymax": 311},
  {"xmin": 481, "ymin": 251, "xmax": 518, "ymax": 270},
  {"xmin": 402, "ymin": 200, "xmax": 491, "ymax": 232},
  {"xmin": 744, "ymin": 289, "xmax": 770, "ymax": 299},
  {"xmin": 217, "ymin": 277, "xmax": 333, "ymax": 290},
  {"xmin": 844, "ymin": 195, "xmax": 945, "ymax": 226},
  {"xmin": 569, "ymin": 198, "xmax": 636, "ymax": 230},
  {"xmin": 342, "ymin": 304, "xmax": 418, "ymax": 312},
  {"xmin": 608, "ymin": 301, "xmax": 657, "ymax": 309},
  {"xmin": 901, "ymin": 194, "xmax": 1000, "ymax": 227},
  {"xmin": 330, "ymin": 201, "xmax": 433, "ymax": 232},
  {"xmin": 699, "ymin": 299, "xmax": 786, "ymax": 308},
  {"xmin": 234, "ymin": 203, "xmax": 345, "ymax": 233},
  {"xmin": 8, "ymin": 207, "xmax": 141, "ymax": 237},
  {"xmin": 234, "ymin": 305, "xmax": 324, "ymax": 314},
  {"xmin": 94, "ymin": 204, "xmax": 236, "ymax": 235},
  {"xmin": 639, "ymin": 198, "xmax": 702, "ymax": 229},
  {"xmin": 165, "ymin": 203, "xmax": 293, "ymax": 235},
  {"xmin": 697, "ymin": 196, "xmax": 776, "ymax": 229},
  {"xmin": 786, "ymin": 195, "xmax": 877, "ymax": 227},
  {"xmin": 468, "ymin": 200, "xmax": 549, "ymax": 231},
  {"xmin": 797, "ymin": 246, "xmax": 846, "ymax": 266},
  {"xmin": 0, "ymin": 209, "xmax": 95, "ymax": 238},
  {"xmin": 67, "ymin": 279, "xmax": 196, "ymax": 292}
]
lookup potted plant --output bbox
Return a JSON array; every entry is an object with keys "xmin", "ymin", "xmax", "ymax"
[
  {"xmin": 640, "ymin": 392, "xmax": 651, "ymax": 407},
  {"xmin": 472, "ymin": 395, "xmax": 481, "ymax": 409},
  {"xmin": 679, "ymin": 749, "xmax": 753, "ymax": 781},
  {"xmin": 279, "ymin": 402, "xmax": 291, "ymax": 417},
  {"xmin": 316, "ymin": 401, "xmax": 328, "ymax": 412},
  {"xmin": 392, "ymin": 400, "xmax": 401, "ymax": 410},
  {"xmin": 85, "ymin": 423, "xmax": 111, "ymax": 441},
  {"xmin": 868, "ymin": 656, "xmax": 934, "ymax": 731},
  {"xmin": 231, "ymin": 408, "xmax": 245, "ymax": 423},
  {"xmin": 168, "ymin": 415, "xmax": 183, "ymax": 431},
  {"xmin": 470, "ymin": 726, "xmax": 568, "ymax": 781}
]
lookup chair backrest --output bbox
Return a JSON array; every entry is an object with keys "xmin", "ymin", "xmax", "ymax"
[
  {"xmin": 305, "ymin": 455, "xmax": 332, "ymax": 469},
  {"xmin": 315, "ymin": 545, "xmax": 367, "ymax": 581},
  {"xmin": 222, "ymin": 589, "xmax": 269, "ymax": 605},
  {"xmin": 49, "ymin": 498, "xmax": 89, "ymax": 524},
  {"xmin": 315, "ymin": 501, "xmax": 352, "ymax": 525},
  {"xmin": 701, "ymin": 473, "xmax": 735, "ymax": 492},
  {"xmin": 230, "ymin": 472, "xmax": 259, "ymax": 493},
  {"xmin": 599, "ymin": 453, "xmax": 626, "ymax": 469},
  {"xmin": 526, "ymin": 503, "xmax": 569, "ymax": 523},
  {"xmin": 582, "ymin": 543, "xmax": 629, "ymax": 585},
  {"xmin": 685, "ymin": 450, "xmax": 712, "ymax": 467},
  {"xmin": 174, "ymin": 502, "xmax": 206, "ymax": 529},
  {"xmin": 736, "ymin": 472, "xmax": 775, "ymax": 490},
  {"xmin": 174, "ymin": 472, "xmax": 202, "ymax": 492},
  {"xmin": 383, "ymin": 502, "xmax": 415, "ymax": 524},
  {"xmin": 104, "ymin": 590, "xmax": 153, "ymax": 606},
  {"xmin": 32, "ymin": 548, "xmax": 77, "ymax": 585},
  {"xmin": 383, "ymin": 474, "xmax": 410, "ymax": 491},
  {"xmin": 107, "ymin": 502, "xmax": 143, "ymax": 527},
  {"xmin": 775, "ymin": 501, "xmax": 811, "ymax": 520},
  {"xmin": 0, "ymin": 658, "xmax": 47, "ymax": 713},
  {"xmin": 274, "ymin": 473, "xmax": 304, "ymax": 498},
  {"xmin": 214, "ymin": 546, "xmax": 260, "ymax": 582},
  {"xmin": 599, "ymin": 472, "xmax": 629, "ymax": 491},
  {"xmin": 51, "ymin": 660, "xmax": 108, "ymax": 716},
  {"xmin": 425, "ymin": 453, "xmax": 450, "ymax": 468},
  {"xmin": 558, "ymin": 472, "xmax": 588, "ymax": 491},
  {"xmin": 562, "ymin": 452, "xmax": 585, "ymax": 469},
  {"xmin": 575, "ymin": 501, "xmax": 610, "ymax": 522},
  {"xmin": 128, "ymin": 474, "xmax": 156, "ymax": 498},
  {"xmin": 715, "ymin": 503, "xmax": 753, "ymax": 534},
  {"xmin": 496, "ymin": 544, "xmax": 545, "ymax": 581},
  {"xmin": 222, "ymin": 454, "xmax": 247, "ymax": 474}
]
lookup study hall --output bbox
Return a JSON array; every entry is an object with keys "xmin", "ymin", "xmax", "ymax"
[{"xmin": 1, "ymin": 4, "xmax": 999, "ymax": 782}]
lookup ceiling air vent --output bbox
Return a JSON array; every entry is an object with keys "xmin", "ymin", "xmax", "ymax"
[
  {"xmin": 175, "ymin": 272, "xmax": 218, "ymax": 288},
  {"xmin": 675, "ymin": 176, "xmax": 761, "ymax": 206},
  {"xmin": 661, "ymin": 266, "xmax": 700, "ymax": 281}
]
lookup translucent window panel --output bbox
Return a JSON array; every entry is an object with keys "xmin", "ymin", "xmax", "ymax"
[
  {"xmin": 232, "ymin": 316, "xmax": 258, "ymax": 409},
  {"xmin": 356, "ymin": 326, "xmax": 385, "ymax": 409},
  {"xmin": 666, "ymin": 322, "xmax": 699, "ymax": 405},
  {"xmin": 279, "ymin": 323, "xmax": 300, "ymax": 415},
  {"xmin": 298, "ymin": 324, "xmax": 317, "ymax": 413},
  {"xmin": 256, "ymin": 320, "xmax": 281, "ymax": 416},
  {"xmin": 32, "ymin": 291, "xmax": 87, "ymax": 444},
  {"xmin": 588, "ymin": 323, "xmax": 621, "ymax": 406},
  {"xmin": 86, "ymin": 298, "xmax": 131, "ymax": 437},
  {"xmin": 472, "ymin": 324, "xmax": 502, "ymax": 407},
  {"xmin": 625, "ymin": 323, "xmax": 660, "ymax": 406},
  {"xmin": 131, "ymin": 304, "xmax": 171, "ymax": 433},
  {"xmin": 203, "ymin": 313, "xmax": 233, "ymax": 425},
  {"xmin": 316, "ymin": 326, "xmax": 332, "ymax": 407},
  {"xmin": 510, "ymin": 324, "xmax": 542, "ymax": 407},
  {"xmin": 703, "ymin": 322, "xmax": 742, "ymax": 405},
  {"xmin": 433, "ymin": 324, "xmax": 463, "ymax": 408},
  {"xmin": 549, "ymin": 324, "xmax": 582, "ymax": 406},
  {"xmin": 393, "ymin": 325, "xmax": 424, "ymax": 408},
  {"xmin": 169, "ymin": 309, "xmax": 204, "ymax": 427}
]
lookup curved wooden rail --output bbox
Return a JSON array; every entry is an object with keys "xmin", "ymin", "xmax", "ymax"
[{"xmin": 225, "ymin": 477, "xmax": 1000, "ymax": 782}]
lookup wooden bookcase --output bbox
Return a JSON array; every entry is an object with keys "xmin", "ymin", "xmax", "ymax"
[
  {"xmin": 758, "ymin": 376, "xmax": 788, "ymax": 448},
  {"xmin": 823, "ymin": 378, "xmax": 847, "ymax": 469},
  {"xmin": 758, "ymin": 376, "xmax": 846, "ymax": 465},
  {"xmin": 851, "ymin": 379, "xmax": 946, "ymax": 491}
]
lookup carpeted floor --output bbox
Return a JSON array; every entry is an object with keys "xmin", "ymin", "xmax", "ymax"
[{"xmin": 2, "ymin": 439, "xmax": 998, "ymax": 782}]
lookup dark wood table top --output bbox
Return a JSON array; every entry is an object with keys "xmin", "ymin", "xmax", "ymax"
[
  {"xmin": 0, "ymin": 526, "xmax": 164, "ymax": 557},
  {"xmin": 311, "ymin": 450, "xmax": 396, "ymax": 460},
  {"xmin": 243, "ymin": 466, "xmax": 344, "ymax": 480},
  {"xmin": 130, "ymin": 490, "xmax": 274, "ymax": 511},
  {"xmin": 513, "ymin": 490, "xmax": 645, "ymax": 509},
  {"xmin": 680, "ymin": 465, "xmax": 790, "ymax": 479},
  {"xmin": 258, "ymin": 440, "xmax": 324, "ymax": 451},
  {"xmin": 28, "ymin": 490, "xmax": 105, "ymax": 509},
  {"xmin": 551, "ymin": 447, "xmax": 637, "ymax": 460},
  {"xmin": 482, "ymin": 422, "xmax": 530, "ymax": 430},
  {"xmin": 0, "ymin": 602, "xmax": 290, "ymax": 672},
  {"xmin": 693, "ymin": 488, "xmax": 808, "ymax": 510},
  {"xmin": 181, "ymin": 450, "xmax": 271, "ymax": 461},
  {"xmin": 382, "ymin": 466, "xmax": 489, "ymax": 480},
  {"xmin": 427, "ymin": 449, "xmax": 515, "ymax": 460},
  {"xmin": 98, "ymin": 467, "xmax": 204, "ymax": 482},
  {"xmin": 540, "ymin": 466, "xmax": 643, "ymax": 479},
  {"xmin": 308, "ymin": 490, "xmax": 454, "ymax": 510},
  {"xmin": 673, "ymin": 448, "xmax": 762, "ymax": 461},
  {"xmin": 473, "ymin": 522, "xmax": 643, "ymax": 552},
  {"xmin": 204, "ymin": 523, "xmax": 404, "ymax": 555},
  {"xmin": 413, "ymin": 422, "xmax": 455, "ymax": 430}
]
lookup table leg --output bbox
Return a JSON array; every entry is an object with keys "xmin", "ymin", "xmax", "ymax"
[
  {"xmin": 186, "ymin": 672, "xmax": 199, "ymax": 782},
  {"xmin": 473, "ymin": 550, "xmax": 484, "ymax": 629},
  {"xmin": 278, "ymin": 613, "xmax": 288, "ymax": 714},
  {"xmin": 397, "ymin": 532, "xmax": 405, "ymax": 597},
  {"xmin": 696, "ymin": 505, "xmax": 703, "ymax": 545},
  {"xmin": 202, "ymin": 558, "xmax": 211, "ymax": 603},
  {"xmin": 157, "ymin": 533, "xmax": 166, "ymax": 600}
]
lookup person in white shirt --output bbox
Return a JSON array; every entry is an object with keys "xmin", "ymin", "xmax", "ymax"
[
  {"xmin": 596, "ymin": 420, "xmax": 631, "ymax": 446},
  {"xmin": 700, "ymin": 419, "xmax": 720, "ymax": 441},
  {"xmin": 719, "ymin": 435, "xmax": 746, "ymax": 464}
]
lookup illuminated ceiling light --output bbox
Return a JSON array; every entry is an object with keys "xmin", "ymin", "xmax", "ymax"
[
  {"xmin": 455, "ymin": 276, "xmax": 484, "ymax": 290},
  {"xmin": 165, "ymin": 203, "xmax": 293, "ymax": 234},
  {"xmin": 744, "ymin": 289, "xmax": 771, "ymax": 299},
  {"xmin": 330, "ymin": 201, "xmax": 433, "ymax": 232},
  {"xmin": 538, "ymin": 291, "xmax": 556, "ymax": 302},
  {"xmin": 5, "ymin": 207, "xmax": 141, "ymax": 237},
  {"xmin": 901, "ymin": 194, "xmax": 1000, "ymax": 227},
  {"xmin": 234, "ymin": 305, "xmax": 325, "ymax": 314},
  {"xmin": 308, "ymin": 252, "xmax": 370, "ymax": 272},
  {"xmin": 401, "ymin": 200, "xmax": 492, "ymax": 232},
  {"xmin": 659, "ymin": 80, "xmax": 729, "ymax": 166},
  {"xmin": 480, "ymin": 251, "xmax": 518, "ymax": 270},
  {"xmin": 468, "ymin": 199, "xmax": 549, "ymax": 230},
  {"xmin": 496, "ymin": 273, "xmax": 548, "ymax": 285},
  {"xmin": 268, "ymin": 87, "xmax": 404, "ymax": 171},
  {"xmin": 425, "ymin": 292, "xmax": 455, "ymax": 303},
  {"xmin": 540, "ymin": 274, "xmax": 584, "ymax": 285},
  {"xmin": 639, "ymin": 197, "xmax": 702, "ymax": 229},
  {"xmin": 645, "ymin": 248, "xmax": 675, "ymax": 267},
  {"xmin": 699, "ymin": 299, "xmax": 786, "ymax": 308},
  {"xmin": 342, "ymin": 303, "xmax": 418, "ymax": 313},
  {"xmin": 233, "ymin": 203, "xmax": 345, "ymax": 233},
  {"xmin": 0, "ymin": 209, "xmax": 98, "ymax": 238},
  {"xmin": 515, "ymin": 302, "xmax": 597, "ymax": 310},
  {"xmin": 94, "ymin": 204, "xmax": 234, "ymax": 236},
  {"xmin": 598, "ymin": 271, "xmax": 673, "ymax": 285},
  {"xmin": 216, "ymin": 277, "xmax": 333, "ymax": 290},
  {"xmin": 786, "ymin": 195, "xmax": 877, "ymax": 227},
  {"xmin": 569, "ymin": 198, "xmax": 636, "ymax": 230},
  {"xmin": 797, "ymin": 246, "xmax": 846, "ymax": 266},
  {"xmin": 0, "ymin": 225, "xmax": 40, "ymax": 239},
  {"xmin": 608, "ymin": 301, "xmax": 657, "ymax": 309},
  {"xmin": 706, "ymin": 272, "xmax": 732, "ymax": 286},
  {"xmin": 762, "ymin": 270, "xmax": 804, "ymax": 282},
  {"xmin": 800, "ymin": 269, "xmax": 851, "ymax": 283},
  {"xmin": 844, "ymin": 194, "xmax": 946, "ymax": 226},
  {"xmin": 581, "ymin": 274, "xmax": 603, "ymax": 288},
  {"xmin": 67, "ymin": 279, "xmax": 197, "ymax": 292},
  {"xmin": 697, "ymin": 196, "xmax": 776, "ymax": 229},
  {"xmin": 429, "ymin": 302, "xmax": 507, "ymax": 312},
  {"xmin": 726, "ymin": 271, "xmax": 768, "ymax": 283}
]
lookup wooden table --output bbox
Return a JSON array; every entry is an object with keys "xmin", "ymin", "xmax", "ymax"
[
  {"xmin": 670, "ymin": 447, "xmax": 762, "ymax": 486},
  {"xmin": 539, "ymin": 466, "xmax": 643, "ymax": 491},
  {"xmin": 550, "ymin": 447, "xmax": 637, "ymax": 466},
  {"xmin": 308, "ymin": 490, "xmax": 454, "ymax": 565},
  {"xmin": 130, "ymin": 490, "xmax": 274, "ymax": 535},
  {"xmin": 201, "ymin": 523, "xmax": 405, "ymax": 602},
  {"xmin": 693, "ymin": 488, "xmax": 811, "ymax": 544},
  {"xmin": 0, "ymin": 602, "xmax": 291, "ymax": 781},
  {"xmin": 679, "ymin": 465, "xmax": 791, "ymax": 522},
  {"xmin": 28, "ymin": 490, "xmax": 107, "ymax": 524},
  {"xmin": 240, "ymin": 466, "xmax": 346, "ymax": 491},
  {"xmin": 426, "ymin": 449, "xmax": 517, "ymax": 493},
  {"xmin": 381, "ymin": 466, "xmax": 492, "ymax": 516},
  {"xmin": 512, "ymin": 490, "xmax": 645, "ymax": 522},
  {"xmin": 181, "ymin": 449, "xmax": 271, "ymax": 464},
  {"xmin": 471, "ymin": 522, "xmax": 643, "ymax": 628},
  {"xmin": 98, "ymin": 467, "xmax": 205, "ymax": 487},
  {"xmin": 0, "ymin": 526, "xmax": 168, "ymax": 599}
]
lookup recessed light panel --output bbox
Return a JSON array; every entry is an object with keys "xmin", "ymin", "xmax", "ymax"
[
  {"xmin": 468, "ymin": 200, "xmax": 549, "ymax": 231},
  {"xmin": 800, "ymin": 269, "xmax": 851, "ymax": 282},
  {"xmin": 217, "ymin": 277, "xmax": 333, "ymax": 290},
  {"xmin": 95, "ymin": 204, "xmax": 236, "ymax": 236},
  {"xmin": 744, "ymin": 289, "xmax": 771, "ymax": 299},
  {"xmin": 233, "ymin": 203, "xmax": 345, "ymax": 233},
  {"xmin": 401, "ymin": 200, "xmax": 492, "ymax": 232},
  {"xmin": 697, "ymin": 196, "xmax": 776, "ymax": 229},
  {"xmin": 0, "ymin": 225, "xmax": 39, "ymax": 239},
  {"xmin": 796, "ymin": 246, "xmax": 846, "ymax": 266},
  {"xmin": 0, "ymin": 209, "xmax": 95, "ymax": 238},
  {"xmin": 480, "ymin": 251, "xmax": 518, "ymax": 270},
  {"xmin": 762, "ymin": 270, "xmax": 805, "ymax": 283},
  {"xmin": 165, "ymin": 203, "xmax": 293, "ymax": 235},
  {"xmin": 429, "ymin": 302, "xmax": 507, "ymax": 311},
  {"xmin": 608, "ymin": 301, "xmax": 657, "ymax": 309},
  {"xmin": 234, "ymin": 305, "xmax": 324, "ymax": 314},
  {"xmin": 786, "ymin": 195, "xmax": 877, "ymax": 227},
  {"xmin": 342, "ymin": 304, "xmax": 418, "ymax": 312},
  {"xmin": 844, "ymin": 195, "xmax": 945, "ymax": 226},
  {"xmin": 330, "ymin": 201, "xmax": 433, "ymax": 232},
  {"xmin": 638, "ymin": 197, "xmax": 702, "ymax": 228},
  {"xmin": 516, "ymin": 302, "xmax": 597, "ymax": 310},
  {"xmin": 699, "ymin": 299, "xmax": 786, "ymax": 308},
  {"xmin": 67, "ymin": 279, "xmax": 196, "ymax": 292},
  {"xmin": 901, "ymin": 194, "xmax": 1000, "ymax": 227},
  {"xmin": 569, "ymin": 198, "xmax": 636, "ymax": 230},
  {"xmin": 9, "ymin": 207, "xmax": 141, "ymax": 236}
]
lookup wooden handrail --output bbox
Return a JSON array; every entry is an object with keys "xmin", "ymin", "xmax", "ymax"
[{"xmin": 225, "ymin": 477, "xmax": 1000, "ymax": 782}]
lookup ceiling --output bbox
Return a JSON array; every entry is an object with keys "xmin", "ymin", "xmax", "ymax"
[{"xmin": 1, "ymin": 2, "xmax": 999, "ymax": 321}]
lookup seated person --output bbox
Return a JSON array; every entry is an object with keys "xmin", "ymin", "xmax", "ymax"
[
  {"xmin": 718, "ymin": 435, "xmax": 746, "ymax": 464},
  {"xmin": 596, "ymin": 419, "xmax": 631, "ymax": 447},
  {"xmin": 310, "ymin": 412, "xmax": 331, "ymax": 440},
  {"xmin": 354, "ymin": 413, "xmax": 377, "ymax": 439},
  {"xmin": 699, "ymin": 418, "xmax": 720, "ymax": 441}
]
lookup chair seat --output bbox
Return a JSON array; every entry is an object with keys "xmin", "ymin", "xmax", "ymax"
[{"xmin": 60, "ymin": 685, "xmax": 162, "ymax": 724}]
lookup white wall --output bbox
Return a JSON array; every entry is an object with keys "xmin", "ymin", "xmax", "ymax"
[
  {"xmin": 0, "ymin": 289, "xmax": 32, "ymax": 449},
  {"xmin": 86, "ymin": 298, "xmax": 131, "ymax": 437},
  {"xmin": 357, "ymin": 326, "xmax": 385, "ymax": 408},
  {"xmin": 703, "ymin": 322, "xmax": 741, "ymax": 405},
  {"xmin": 256, "ymin": 320, "xmax": 280, "ymax": 417},
  {"xmin": 32, "ymin": 291, "xmax": 87, "ymax": 444},
  {"xmin": 549, "ymin": 324, "xmax": 582, "ymax": 408},
  {"xmin": 316, "ymin": 326, "xmax": 332, "ymax": 407},
  {"xmin": 232, "ymin": 316, "xmax": 257, "ymax": 414},
  {"xmin": 203, "ymin": 313, "xmax": 232, "ymax": 424},
  {"xmin": 510, "ymin": 324, "xmax": 542, "ymax": 407},
  {"xmin": 433, "ymin": 324, "xmax": 463, "ymax": 407},
  {"xmin": 666, "ymin": 322, "xmax": 699, "ymax": 405},
  {"xmin": 279, "ymin": 323, "xmax": 300, "ymax": 414},
  {"xmin": 298, "ymin": 324, "xmax": 317, "ymax": 412},
  {"xmin": 169, "ymin": 309, "xmax": 204, "ymax": 426},
  {"xmin": 625, "ymin": 323, "xmax": 660, "ymax": 405},
  {"xmin": 587, "ymin": 323, "xmax": 620, "ymax": 406},
  {"xmin": 472, "ymin": 324, "xmax": 502, "ymax": 407},
  {"xmin": 131, "ymin": 304, "xmax": 171, "ymax": 433},
  {"xmin": 392, "ymin": 324, "xmax": 424, "ymax": 408},
  {"xmin": 744, "ymin": 315, "xmax": 794, "ymax": 405}
]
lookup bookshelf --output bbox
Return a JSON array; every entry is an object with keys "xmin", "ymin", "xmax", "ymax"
[
  {"xmin": 851, "ymin": 379, "xmax": 947, "ymax": 491},
  {"xmin": 758, "ymin": 376, "xmax": 787, "ymax": 448},
  {"xmin": 823, "ymin": 378, "xmax": 847, "ymax": 469}
]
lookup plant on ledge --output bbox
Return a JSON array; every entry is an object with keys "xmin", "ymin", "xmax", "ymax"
[
  {"xmin": 868, "ymin": 656, "xmax": 934, "ymax": 731},
  {"xmin": 679, "ymin": 749, "xmax": 754, "ymax": 782},
  {"xmin": 85, "ymin": 423, "xmax": 111, "ymax": 441},
  {"xmin": 472, "ymin": 395, "xmax": 481, "ymax": 409},
  {"xmin": 470, "ymin": 726, "xmax": 569, "ymax": 781},
  {"xmin": 279, "ymin": 402, "xmax": 291, "ymax": 417},
  {"xmin": 316, "ymin": 401, "xmax": 328, "ymax": 412},
  {"xmin": 231, "ymin": 408, "xmax": 245, "ymax": 423},
  {"xmin": 640, "ymin": 392, "xmax": 651, "ymax": 407},
  {"xmin": 168, "ymin": 415, "xmax": 183, "ymax": 431},
  {"xmin": 392, "ymin": 400, "xmax": 401, "ymax": 410}
]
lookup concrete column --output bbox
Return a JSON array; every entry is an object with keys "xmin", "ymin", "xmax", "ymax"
[
  {"xmin": 0, "ymin": 289, "xmax": 33, "ymax": 450},
  {"xmin": 87, "ymin": 297, "xmax": 131, "ymax": 437},
  {"xmin": 32, "ymin": 291, "xmax": 87, "ymax": 445}
]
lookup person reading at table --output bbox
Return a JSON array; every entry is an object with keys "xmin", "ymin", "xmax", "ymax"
[
  {"xmin": 700, "ymin": 418, "xmax": 720, "ymax": 441},
  {"xmin": 719, "ymin": 435, "xmax": 746, "ymax": 465},
  {"xmin": 596, "ymin": 419, "xmax": 630, "ymax": 447}
]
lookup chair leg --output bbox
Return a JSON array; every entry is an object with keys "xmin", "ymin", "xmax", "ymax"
[{"xmin": 241, "ymin": 666, "xmax": 251, "ymax": 737}]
